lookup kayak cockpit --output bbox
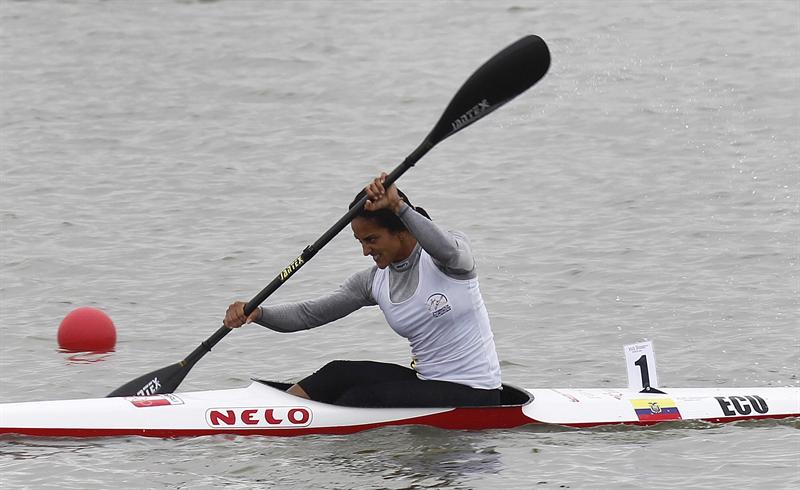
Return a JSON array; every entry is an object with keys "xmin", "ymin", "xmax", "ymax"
[
  {"xmin": 254, "ymin": 379, "xmax": 294, "ymax": 391},
  {"xmin": 251, "ymin": 379, "xmax": 533, "ymax": 408},
  {"xmin": 498, "ymin": 384, "xmax": 533, "ymax": 406}
]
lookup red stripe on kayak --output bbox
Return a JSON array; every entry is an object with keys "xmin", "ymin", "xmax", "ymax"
[{"xmin": 1, "ymin": 410, "xmax": 797, "ymax": 438}]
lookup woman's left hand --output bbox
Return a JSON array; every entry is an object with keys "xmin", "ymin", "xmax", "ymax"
[
  {"xmin": 224, "ymin": 301, "xmax": 259, "ymax": 328},
  {"xmin": 364, "ymin": 172, "xmax": 403, "ymax": 214}
]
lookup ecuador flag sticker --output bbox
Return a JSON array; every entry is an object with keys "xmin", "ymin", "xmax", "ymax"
[{"xmin": 630, "ymin": 398, "xmax": 682, "ymax": 422}]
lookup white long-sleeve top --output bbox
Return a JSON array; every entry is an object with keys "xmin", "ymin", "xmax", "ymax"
[{"xmin": 255, "ymin": 203, "xmax": 501, "ymax": 389}]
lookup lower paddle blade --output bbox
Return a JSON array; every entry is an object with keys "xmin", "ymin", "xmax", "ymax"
[
  {"xmin": 427, "ymin": 35, "xmax": 551, "ymax": 146},
  {"xmin": 106, "ymin": 361, "xmax": 189, "ymax": 397}
]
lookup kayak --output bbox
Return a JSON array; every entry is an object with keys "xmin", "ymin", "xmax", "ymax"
[{"xmin": 1, "ymin": 379, "xmax": 797, "ymax": 438}]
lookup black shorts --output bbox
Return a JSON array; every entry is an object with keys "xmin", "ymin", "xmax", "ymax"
[{"xmin": 297, "ymin": 360, "xmax": 501, "ymax": 408}]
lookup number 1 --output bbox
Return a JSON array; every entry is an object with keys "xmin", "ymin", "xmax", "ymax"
[{"xmin": 635, "ymin": 354, "xmax": 650, "ymax": 389}]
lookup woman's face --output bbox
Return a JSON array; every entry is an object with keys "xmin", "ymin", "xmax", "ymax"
[{"xmin": 351, "ymin": 217, "xmax": 414, "ymax": 269}]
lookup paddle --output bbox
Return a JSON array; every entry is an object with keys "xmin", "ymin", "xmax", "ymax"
[{"xmin": 107, "ymin": 34, "xmax": 551, "ymax": 398}]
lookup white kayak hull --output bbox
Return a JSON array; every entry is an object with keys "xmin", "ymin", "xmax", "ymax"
[{"xmin": 1, "ymin": 380, "xmax": 797, "ymax": 438}]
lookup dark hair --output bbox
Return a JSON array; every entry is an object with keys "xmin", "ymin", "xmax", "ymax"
[{"xmin": 349, "ymin": 188, "xmax": 431, "ymax": 233}]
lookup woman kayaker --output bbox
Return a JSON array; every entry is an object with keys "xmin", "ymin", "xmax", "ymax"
[{"xmin": 224, "ymin": 172, "xmax": 502, "ymax": 407}]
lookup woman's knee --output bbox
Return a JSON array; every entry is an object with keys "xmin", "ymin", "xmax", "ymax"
[{"xmin": 335, "ymin": 385, "xmax": 382, "ymax": 407}]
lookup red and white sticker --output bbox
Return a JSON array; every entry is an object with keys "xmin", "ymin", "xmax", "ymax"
[{"xmin": 127, "ymin": 394, "xmax": 184, "ymax": 408}]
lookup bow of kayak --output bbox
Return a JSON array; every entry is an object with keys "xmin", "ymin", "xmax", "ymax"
[
  {"xmin": 1, "ymin": 380, "xmax": 797, "ymax": 438},
  {"xmin": 0, "ymin": 380, "xmax": 531, "ymax": 438}
]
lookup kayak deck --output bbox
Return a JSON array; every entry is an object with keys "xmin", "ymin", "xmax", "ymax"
[{"xmin": 1, "ymin": 380, "xmax": 797, "ymax": 438}]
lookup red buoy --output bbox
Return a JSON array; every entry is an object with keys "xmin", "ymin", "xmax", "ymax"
[{"xmin": 58, "ymin": 307, "xmax": 117, "ymax": 352}]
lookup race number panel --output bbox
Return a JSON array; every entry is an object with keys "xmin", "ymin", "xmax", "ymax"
[{"xmin": 624, "ymin": 341, "xmax": 659, "ymax": 391}]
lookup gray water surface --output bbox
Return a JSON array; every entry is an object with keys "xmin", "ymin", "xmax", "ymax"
[{"xmin": 1, "ymin": 1, "xmax": 798, "ymax": 489}]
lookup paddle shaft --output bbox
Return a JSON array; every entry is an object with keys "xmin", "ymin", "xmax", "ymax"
[{"xmin": 184, "ymin": 140, "xmax": 433, "ymax": 367}]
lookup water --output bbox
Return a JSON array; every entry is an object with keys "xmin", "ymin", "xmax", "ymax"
[{"xmin": 1, "ymin": 0, "xmax": 798, "ymax": 488}]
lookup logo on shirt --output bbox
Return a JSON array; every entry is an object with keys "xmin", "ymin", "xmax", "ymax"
[{"xmin": 426, "ymin": 293, "xmax": 452, "ymax": 318}]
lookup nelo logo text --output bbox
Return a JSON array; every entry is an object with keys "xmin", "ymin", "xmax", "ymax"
[{"xmin": 206, "ymin": 407, "xmax": 312, "ymax": 428}]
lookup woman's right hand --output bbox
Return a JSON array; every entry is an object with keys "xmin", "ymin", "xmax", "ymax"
[
  {"xmin": 224, "ymin": 301, "xmax": 259, "ymax": 328},
  {"xmin": 364, "ymin": 172, "xmax": 403, "ymax": 214}
]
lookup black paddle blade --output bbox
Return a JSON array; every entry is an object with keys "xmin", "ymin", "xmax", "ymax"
[
  {"xmin": 107, "ymin": 360, "xmax": 189, "ymax": 397},
  {"xmin": 426, "ymin": 35, "xmax": 550, "ymax": 146}
]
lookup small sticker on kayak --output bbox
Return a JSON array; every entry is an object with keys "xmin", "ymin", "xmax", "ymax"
[
  {"xmin": 127, "ymin": 394, "xmax": 184, "ymax": 408},
  {"xmin": 551, "ymin": 389, "xmax": 580, "ymax": 403},
  {"xmin": 630, "ymin": 398, "xmax": 682, "ymax": 422}
]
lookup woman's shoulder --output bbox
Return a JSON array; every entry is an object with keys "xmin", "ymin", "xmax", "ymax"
[{"xmin": 341, "ymin": 266, "xmax": 379, "ymax": 302}]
